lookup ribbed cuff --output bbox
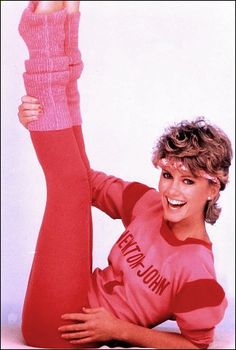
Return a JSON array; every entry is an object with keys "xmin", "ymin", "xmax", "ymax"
[
  {"xmin": 18, "ymin": 5, "xmax": 67, "ymax": 58},
  {"xmin": 67, "ymin": 63, "xmax": 84, "ymax": 125}
]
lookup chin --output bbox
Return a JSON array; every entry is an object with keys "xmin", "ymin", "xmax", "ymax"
[
  {"xmin": 164, "ymin": 214, "xmax": 183, "ymax": 223},
  {"xmin": 163, "ymin": 207, "xmax": 188, "ymax": 223}
]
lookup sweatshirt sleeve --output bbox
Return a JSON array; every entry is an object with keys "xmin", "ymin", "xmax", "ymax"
[
  {"xmin": 171, "ymin": 255, "xmax": 228, "ymax": 349},
  {"xmin": 90, "ymin": 170, "xmax": 153, "ymax": 226}
]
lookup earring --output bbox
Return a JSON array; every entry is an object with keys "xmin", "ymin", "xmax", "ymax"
[{"xmin": 208, "ymin": 197, "xmax": 211, "ymax": 201}]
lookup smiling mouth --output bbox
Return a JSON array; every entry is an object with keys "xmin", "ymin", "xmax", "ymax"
[{"xmin": 167, "ymin": 197, "xmax": 187, "ymax": 209}]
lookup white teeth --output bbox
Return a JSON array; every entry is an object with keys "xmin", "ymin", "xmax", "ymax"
[{"xmin": 168, "ymin": 198, "xmax": 186, "ymax": 205}]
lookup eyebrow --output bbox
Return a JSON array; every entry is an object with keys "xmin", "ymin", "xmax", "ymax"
[{"xmin": 162, "ymin": 168, "xmax": 196, "ymax": 178}]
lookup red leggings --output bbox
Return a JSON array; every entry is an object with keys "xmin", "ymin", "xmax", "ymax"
[{"xmin": 21, "ymin": 126, "xmax": 97, "ymax": 348}]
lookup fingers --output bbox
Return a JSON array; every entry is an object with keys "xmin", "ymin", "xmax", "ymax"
[
  {"xmin": 18, "ymin": 108, "xmax": 41, "ymax": 117},
  {"xmin": 18, "ymin": 109, "xmax": 41, "ymax": 129},
  {"xmin": 18, "ymin": 96, "xmax": 42, "ymax": 129},
  {"xmin": 70, "ymin": 337, "xmax": 94, "ymax": 345},
  {"xmin": 18, "ymin": 114, "xmax": 38, "ymax": 129},
  {"xmin": 21, "ymin": 95, "xmax": 39, "ymax": 103},
  {"xmin": 61, "ymin": 313, "xmax": 90, "ymax": 321},
  {"xmin": 58, "ymin": 323, "xmax": 87, "ymax": 332},
  {"xmin": 61, "ymin": 330, "xmax": 92, "ymax": 340},
  {"xmin": 82, "ymin": 307, "xmax": 106, "ymax": 313},
  {"xmin": 58, "ymin": 318, "xmax": 95, "ymax": 344},
  {"xmin": 59, "ymin": 308, "xmax": 109, "ymax": 344},
  {"xmin": 61, "ymin": 308, "xmax": 104, "ymax": 320},
  {"xmin": 18, "ymin": 103, "xmax": 42, "ymax": 112}
]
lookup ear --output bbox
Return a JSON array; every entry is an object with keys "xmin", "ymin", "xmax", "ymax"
[{"xmin": 207, "ymin": 183, "xmax": 220, "ymax": 201}]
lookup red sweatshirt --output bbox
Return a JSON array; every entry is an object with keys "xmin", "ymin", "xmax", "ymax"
[{"xmin": 88, "ymin": 170, "xmax": 227, "ymax": 348}]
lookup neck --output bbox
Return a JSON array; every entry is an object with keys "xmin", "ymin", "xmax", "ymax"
[{"xmin": 167, "ymin": 218, "xmax": 209, "ymax": 242}]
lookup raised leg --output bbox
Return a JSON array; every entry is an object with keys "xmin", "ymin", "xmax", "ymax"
[{"xmin": 18, "ymin": 2, "xmax": 95, "ymax": 347}]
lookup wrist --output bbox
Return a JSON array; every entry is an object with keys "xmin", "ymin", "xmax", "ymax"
[{"xmin": 112, "ymin": 318, "xmax": 129, "ymax": 342}]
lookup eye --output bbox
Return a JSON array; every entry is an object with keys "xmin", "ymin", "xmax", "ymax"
[
  {"xmin": 162, "ymin": 171, "xmax": 172, "ymax": 179},
  {"xmin": 183, "ymin": 178, "xmax": 194, "ymax": 185}
]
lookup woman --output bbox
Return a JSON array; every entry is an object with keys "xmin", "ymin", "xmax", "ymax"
[{"xmin": 18, "ymin": 1, "xmax": 232, "ymax": 349}]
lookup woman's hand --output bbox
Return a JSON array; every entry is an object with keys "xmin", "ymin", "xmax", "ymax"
[
  {"xmin": 18, "ymin": 95, "xmax": 42, "ymax": 129},
  {"xmin": 59, "ymin": 307, "xmax": 200, "ymax": 349},
  {"xmin": 58, "ymin": 307, "xmax": 121, "ymax": 345}
]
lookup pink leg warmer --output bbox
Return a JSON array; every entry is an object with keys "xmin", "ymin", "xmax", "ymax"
[{"xmin": 18, "ymin": 2, "xmax": 72, "ymax": 131}]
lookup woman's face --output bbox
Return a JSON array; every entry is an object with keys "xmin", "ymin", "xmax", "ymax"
[{"xmin": 158, "ymin": 166, "xmax": 215, "ymax": 225}]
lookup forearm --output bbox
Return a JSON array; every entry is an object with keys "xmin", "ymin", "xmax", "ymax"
[{"xmin": 114, "ymin": 319, "xmax": 199, "ymax": 349}]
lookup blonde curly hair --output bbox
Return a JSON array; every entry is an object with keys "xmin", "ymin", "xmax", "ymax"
[{"xmin": 152, "ymin": 117, "xmax": 233, "ymax": 224}]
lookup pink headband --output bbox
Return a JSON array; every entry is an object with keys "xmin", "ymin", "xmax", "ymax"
[{"xmin": 158, "ymin": 158, "xmax": 220, "ymax": 185}]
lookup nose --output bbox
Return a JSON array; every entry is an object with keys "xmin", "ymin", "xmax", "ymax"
[{"xmin": 167, "ymin": 179, "xmax": 181, "ymax": 197}]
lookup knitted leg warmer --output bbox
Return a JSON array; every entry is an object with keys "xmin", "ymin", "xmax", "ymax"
[{"xmin": 18, "ymin": 2, "xmax": 71, "ymax": 130}]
